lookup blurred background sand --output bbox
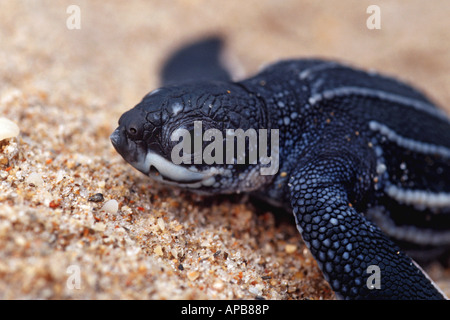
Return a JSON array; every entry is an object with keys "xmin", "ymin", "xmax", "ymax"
[{"xmin": 0, "ymin": 0, "xmax": 448, "ymax": 299}]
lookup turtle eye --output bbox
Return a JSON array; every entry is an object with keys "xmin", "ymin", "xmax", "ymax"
[{"xmin": 127, "ymin": 125, "xmax": 138, "ymax": 136}]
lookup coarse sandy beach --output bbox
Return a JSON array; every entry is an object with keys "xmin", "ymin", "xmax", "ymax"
[{"xmin": 0, "ymin": 0, "xmax": 449, "ymax": 299}]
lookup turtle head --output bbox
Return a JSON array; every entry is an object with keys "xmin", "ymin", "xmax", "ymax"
[{"xmin": 110, "ymin": 81, "xmax": 278, "ymax": 194}]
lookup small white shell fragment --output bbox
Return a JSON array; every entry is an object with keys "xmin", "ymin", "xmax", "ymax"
[
  {"xmin": 249, "ymin": 286, "xmax": 262, "ymax": 296},
  {"xmin": 101, "ymin": 199, "xmax": 119, "ymax": 214},
  {"xmin": 212, "ymin": 280, "xmax": 224, "ymax": 291},
  {"xmin": 26, "ymin": 172, "xmax": 44, "ymax": 187},
  {"xmin": 157, "ymin": 217, "xmax": 165, "ymax": 231},
  {"xmin": 55, "ymin": 170, "xmax": 65, "ymax": 183},
  {"xmin": 0, "ymin": 117, "xmax": 20, "ymax": 141}
]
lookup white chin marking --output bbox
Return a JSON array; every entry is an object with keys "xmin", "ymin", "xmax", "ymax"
[
  {"xmin": 145, "ymin": 152, "xmax": 206, "ymax": 182},
  {"xmin": 133, "ymin": 151, "xmax": 218, "ymax": 188}
]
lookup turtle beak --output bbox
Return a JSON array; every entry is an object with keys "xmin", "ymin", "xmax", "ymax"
[{"xmin": 110, "ymin": 128, "xmax": 121, "ymax": 148}]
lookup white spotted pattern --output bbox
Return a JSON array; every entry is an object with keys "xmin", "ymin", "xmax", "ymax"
[
  {"xmin": 369, "ymin": 121, "xmax": 450, "ymax": 158},
  {"xmin": 385, "ymin": 184, "xmax": 450, "ymax": 209},
  {"xmin": 309, "ymin": 86, "xmax": 450, "ymax": 122},
  {"xmin": 298, "ymin": 61, "xmax": 340, "ymax": 80},
  {"xmin": 367, "ymin": 206, "xmax": 450, "ymax": 245}
]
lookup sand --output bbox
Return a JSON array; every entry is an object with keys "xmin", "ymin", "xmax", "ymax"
[{"xmin": 0, "ymin": 0, "xmax": 449, "ymax": 300}]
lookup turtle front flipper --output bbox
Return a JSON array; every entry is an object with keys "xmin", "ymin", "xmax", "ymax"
[
  {"xmin": 160, "ymin": 36, "xmax": 232, "ymax": 86},
  {"xmin": 288, "ymin": 151, "xmax": 446, "ymax": 299}
]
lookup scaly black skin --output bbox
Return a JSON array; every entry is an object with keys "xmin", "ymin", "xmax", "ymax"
[{"xmin": 111, "ymin": 59, "xmax": 450, "ymax": 299}]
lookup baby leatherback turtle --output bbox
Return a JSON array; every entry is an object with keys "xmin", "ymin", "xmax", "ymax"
[{"xmin": 111, "ymin": 38, "xmax": 450, "ymax": 299}]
